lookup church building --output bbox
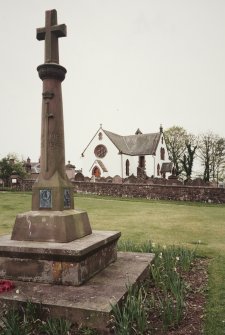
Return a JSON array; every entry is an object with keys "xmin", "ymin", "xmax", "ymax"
[{"xmin": 81, "ymin": 125, "xmax": 172, "ymax": 179}]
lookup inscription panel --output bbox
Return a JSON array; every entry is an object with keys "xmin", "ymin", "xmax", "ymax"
[
  {"xmin": 40, "ymin": 189, "xmax": 52, "ymax": 208},
  {"xmin": 64, "ymin": 189, "xmax": 71, "ymax": 209}
]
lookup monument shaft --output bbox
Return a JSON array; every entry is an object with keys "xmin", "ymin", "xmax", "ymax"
[
  {"xmin": 11, "ymin": 9, "xmax": 92, "ymax": 242},
  {"xmin": 39, "ymin": 66, "xmax": 66, "ymax": 180},
  {"xmin": 32, "ymin": 10, "xmax": 73, "ymax": 212}
]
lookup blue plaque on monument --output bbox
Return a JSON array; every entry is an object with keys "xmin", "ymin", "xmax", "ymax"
[
  {"xmin": 64, "ymin": 189, "xmax": 71, "ymax": 209},
  {"xmin": 40, "ymin": 189, "xmax": 52, "ymax": 208}
]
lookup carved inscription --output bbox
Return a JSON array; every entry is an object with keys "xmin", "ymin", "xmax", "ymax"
[{"xmin": 48, "ymin": 132, "xmax": 63, "ymax": 149}]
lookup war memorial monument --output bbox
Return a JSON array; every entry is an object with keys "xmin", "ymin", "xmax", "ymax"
[{"xmin": 0, "ymin": 10, "xmax": 153, "ymax": 333}]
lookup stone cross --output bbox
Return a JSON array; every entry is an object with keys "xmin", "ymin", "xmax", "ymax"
[
  {"xmin": 11, "ymin": 9, "xmax": 92, "ymax": 243},
  {"xmin": 36, "ymin": 9, "xmax": 67, "ymax": 63}
]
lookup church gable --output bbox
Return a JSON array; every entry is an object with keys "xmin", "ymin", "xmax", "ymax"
[
  {"xmin": 80, "ymin": 125, "xmax": 172, "ymax": 179},
  {"xmin": 81, "ymin": 126, "xmax": 121, "ymax": 178}
]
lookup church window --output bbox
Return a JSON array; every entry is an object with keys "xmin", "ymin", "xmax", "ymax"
[
  {"xmin": 94, "ymin": 144, "xmax": 107, "ymax": 158},
  {"xmin": 160, "ymin": 147, "xmax": 165, "ymax": 160},
  {"xmin": 161, "ymin": 137, "xmax": 164, "ymax": 144},
  {"xmin": 157, "ymin": 163, "xmax": 160, "ymax": 176},
  {"xmin": 126, "ymin": 159, "xmax": 130, "ymax": 176},
  {"xmin": 98, "ymin": 132, "xmax": 103, "ymax": 140}
]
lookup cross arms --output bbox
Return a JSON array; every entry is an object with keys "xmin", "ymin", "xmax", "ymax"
[{"xmin": 36, "ymin": 9, "xmax": 67, "ymax": 64}]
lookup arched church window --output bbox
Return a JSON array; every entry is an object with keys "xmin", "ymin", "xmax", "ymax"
[
  {"xmin": 160, "ymin": 147, "xmax": 165, "ymax": 160},
  {"xmin": 157, "ymin": 163, "xmax": 160, "ymax": 176},
  {"xmin": 126, "ymin": 159, "xmax": 130, "ymax": 176},
  {"xmin": 98, "ymin": 132, "xmax": 103, "ymax": 140}
]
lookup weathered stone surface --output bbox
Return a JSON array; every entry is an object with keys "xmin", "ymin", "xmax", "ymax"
[
  {"xmin": 0, "ymin": 231, "xmax": 120, "ymax": 285},
  {"xmin": 0, "ymin": 252, "xmax": 154, "ymax": 334},
  {"xmin": 72, "ymin": 181, "xmax": 225, "ymax": 204},
  {"xmin": 31, "ymin": 10, "xmax": 73, "ymax": 214},
  {"xmin": 14, "ymin": 179, "xmax": 225, "ymax": 204},
  {"xmin": 11, "ymin": 210, "xmax": 92, "ymax": 242}
]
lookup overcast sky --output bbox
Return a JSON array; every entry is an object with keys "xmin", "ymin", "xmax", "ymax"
[{"xmin": 0, "ymin": 0, "xmax": 225, "ymax": 168}]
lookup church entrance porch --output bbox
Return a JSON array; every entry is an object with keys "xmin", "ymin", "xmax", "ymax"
[{"xmin": 92, "ymin": 166, "xmax": 101, "ymax": 177}]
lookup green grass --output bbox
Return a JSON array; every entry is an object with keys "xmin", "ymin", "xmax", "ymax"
[
  {"xmin": 0, "ymin": 192, "xmax": 31, "ymax": 235},
  {"xmin": 0, "ymin": 192, "xmax": 225, "ymax": 334},
  {"xmin": 205, "ymin": 255, "xmax": 225, "ymax": 335},
  {"xmin": 75, "ymin": 195, "xmax": 225, "ymax": 255}
]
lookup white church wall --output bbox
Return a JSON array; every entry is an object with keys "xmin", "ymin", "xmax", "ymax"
[
  {"xmin": 145, "ymin": 155, "xmax": 155, "ymax": 177},
  {"xmin": 81, "ymin": 129, "xmax": 122, "ymax": 177},
  {"xmin": 121, "ymin": 154, "xmax": 137, "ymax": 178},
  {"xmin": 154, "ymin": 133, "xmax": 170, "ymax": 177}
]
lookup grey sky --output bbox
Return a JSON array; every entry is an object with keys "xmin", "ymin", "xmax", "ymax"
[{"xmin": 0, "ymin": 0, "xmax": 225, "ymax": 168}]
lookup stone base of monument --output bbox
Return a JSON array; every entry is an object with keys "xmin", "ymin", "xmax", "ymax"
[
  {"xmin": 11, "ymin": 209, "xmax": 92, "ymax": 243},
  {"xmin": 0, "ymin": 251, "xmax": 154, "ymax": 334},
  {"xmin": 0, "ymin": 231, "xmax": 120, "ymax": 286}
]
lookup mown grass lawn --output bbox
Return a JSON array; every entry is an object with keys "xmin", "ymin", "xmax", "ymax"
[{"xmin": 0, "ymin": 192, "xmax": 225, "ymax": 334}]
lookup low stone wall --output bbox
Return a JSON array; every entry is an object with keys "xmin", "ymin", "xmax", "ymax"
[
  {"xmin": 73, "ymin": 181, "xmax": 225, "ymax": 204},
  {"xmin": 4, "ymin": 179, "xmax": 225, "ymax": 204},
  {"xmin": 13, "ymin": 179, "xmax": 35, "ymax": 192}
]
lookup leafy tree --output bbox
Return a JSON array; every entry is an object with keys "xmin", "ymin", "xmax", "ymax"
[
  {"xmin": 197, "ymin": 132, "xmax": 225, "ymax": 182},
  {"xmin": 197, "ymin": 133, "xmax": 213, "ymax": 182},
  {"xmin": 0, "ymin": 154, "xmax": 26, "ymax": 186},
  {"xmin": 211, "ymin": 137, "xmax": 225, "ymax": 181},
  {"xmin": 181, "ymin": 137, "xmax": 198, "ymax": 180},
  {"xmin": 164, "ymin": 126, "xmax": 188, "ymax": 176}
]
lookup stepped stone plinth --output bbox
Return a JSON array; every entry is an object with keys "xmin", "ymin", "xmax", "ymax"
[{"xmin": 0, "ymin": 231, "xmax": 120, "ymax": 286}]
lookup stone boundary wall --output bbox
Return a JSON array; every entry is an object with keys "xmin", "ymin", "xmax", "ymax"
[
  {"xmin": 13, "ymin": 179, "xmax": 35, "ymax": 192},
  {"xmin": 4, "ymin": 179, "xmax": 225, "ymax": 204},
  {"xmin": 72, "ymin": 181, "xmax": 225, "ymax": 204}
]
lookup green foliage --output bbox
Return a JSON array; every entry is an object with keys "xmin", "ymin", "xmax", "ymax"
[
  {"xmin": 78, "ymin": 327, "xmax": 98, "ymax": 335},
  {"xmin": 150, "ymin": 250, "xmax": 185, "ymax": 329},
  {"xmin": 164, "ymin": 126, "xmax": 188, "ymax": 176},
  {"xmin": 157, "ymin": 293, "xmax": 184, "ymax": 330},
  {"xmin": 181, "ymin": 140, "xmax": 197, "ymax": 180},
  {"xmin": 118, "ymin": 239, "xmax": 159, "ymax": 254},
  {"xmin": 198, "ymin": 132, "xmax": 225, "ymax": 182},
  {"xmin": 0, "ymin": 307, "xmax": 31, "ymax": 335},
  {"xmin": 149, "ymin": 245, "xmax": 198, "ymax": 330},
  {"xmin": 111, "ymin": 285, "xmax": 148, "ymax": 335},
  {"xmin": 21, "ymin": 300, "xmax": 43, "ymax": 328},
  {"xmin": 0, "ymin": 154, "xmax": 26, "ymax": 186},
  {"xmin": 204, "ymin": 255, "xmax": 225, "ymax": 335},
  {"xmin": 0, "ymin": 302, "xmax": 72, "ymax": 335},
  {"xmin": 39, "ymin": 317, "xmax": 72, "ymax": 335},
  {"xmin": 116, "ymin": 241, "xmax": 198, "ymax": 332}
]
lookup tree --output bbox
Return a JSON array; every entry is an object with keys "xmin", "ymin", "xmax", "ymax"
[
  {"xmin": 181, "ymin": 137, "xmax": 197, "ymax": 180},
  {"xmin": 212, "ymin": 137, "xmax": 225, "ymax": 181},
  {"xmin": 164, "ymin": 126, "xmax": 188, "ymax": 176},
  {"xmin": 197, "ymin": 132, "xmax": 225, "ymax": 182},
  {"xmin": 0, "ymin": 154, "xmax": 26, "ymax": 186}
]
